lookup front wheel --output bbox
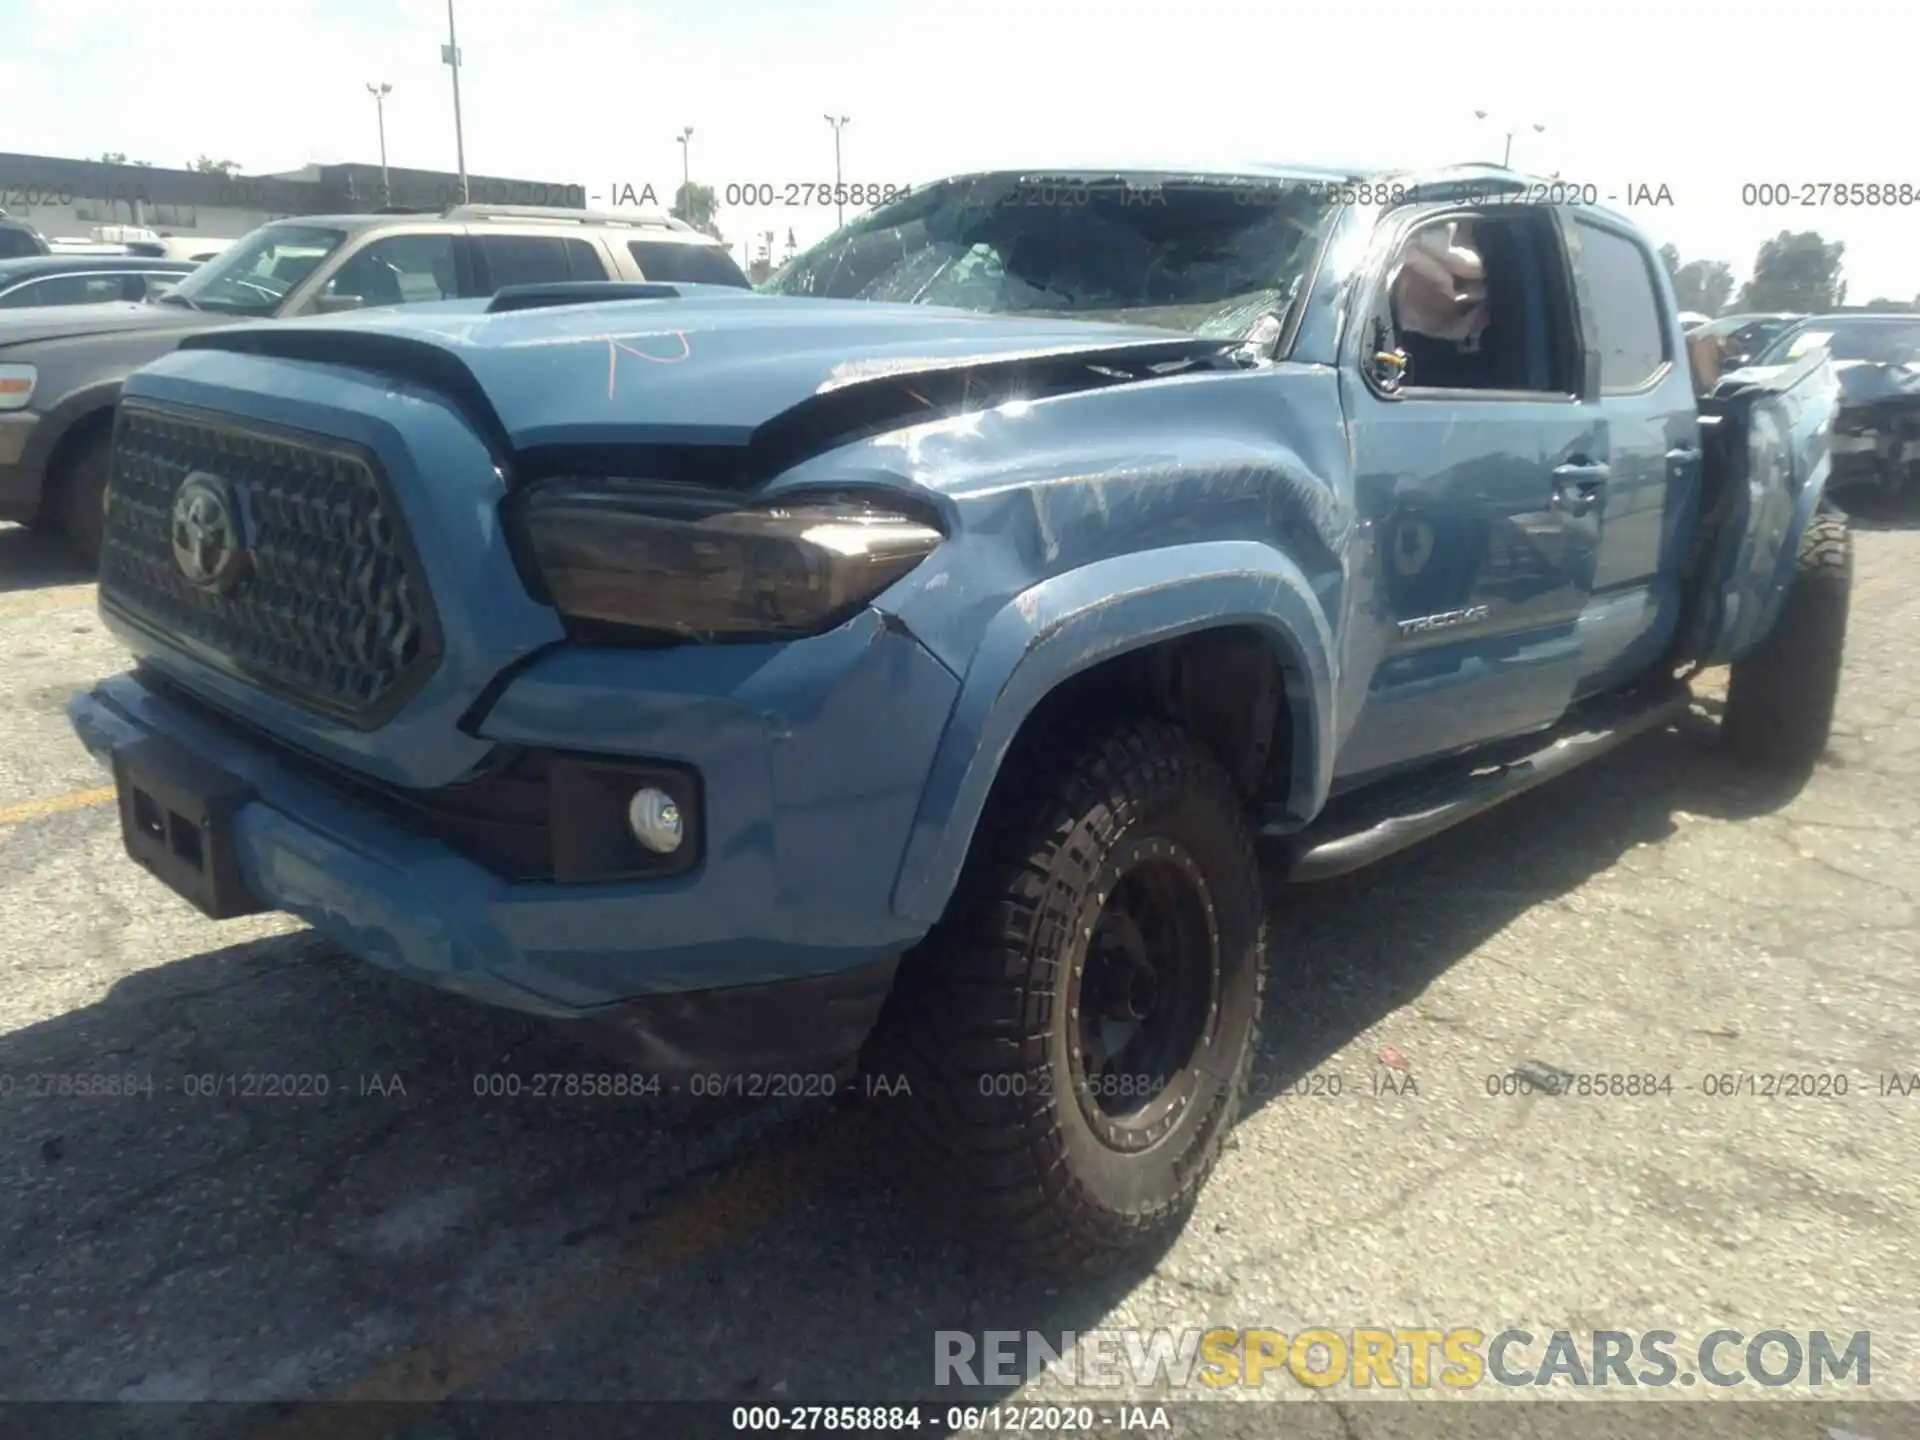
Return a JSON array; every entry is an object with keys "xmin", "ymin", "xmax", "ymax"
[
  {"xmin": 1721, "ymin": 510, "xmax": 1852, "ymax": 772},
  {"xmin": 870, "ymin": 718, "xmax": 1266, "ymax": 1273},
  {"xmin": 52, "ymin": 427, "xmax": 114, "ymax": 569}
]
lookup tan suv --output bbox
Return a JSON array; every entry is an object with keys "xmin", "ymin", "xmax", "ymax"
[
  {"xmin": 150, "ymin": 203, "xmax": 749, "ymax": 320},
  {"xmin": 0, "ymin": 205, "xmax": 750, "ymax": 562}
]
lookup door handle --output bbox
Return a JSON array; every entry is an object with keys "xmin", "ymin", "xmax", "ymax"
[{"xmin": 1551, "ymin": 460, "xmax": 1610, "ymax": 515}]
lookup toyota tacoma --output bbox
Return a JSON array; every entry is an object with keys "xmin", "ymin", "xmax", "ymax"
[{"xmin": 69, "ymin": 165, "xmax": 1847, "ymax": 1272}]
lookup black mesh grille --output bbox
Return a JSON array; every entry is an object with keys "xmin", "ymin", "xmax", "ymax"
[{"xmin": 99, "ymin": 402, "xmax": 440, "ymax": 727}]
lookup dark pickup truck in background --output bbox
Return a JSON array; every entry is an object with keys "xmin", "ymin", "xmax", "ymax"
[{"xmin": 1725, "ymin": 312, "xmax": 1920, "ymax": 507}]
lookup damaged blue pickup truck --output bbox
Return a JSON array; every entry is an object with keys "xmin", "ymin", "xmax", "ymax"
[{"xmin": 70, "ymin": 165, "xmax": 1846, "ymax": 1272}]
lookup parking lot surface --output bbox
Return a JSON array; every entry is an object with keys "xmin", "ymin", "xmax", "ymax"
[{"xmin": 1, "ymin": 517, "xmax": 1916, "ymax": 1439}]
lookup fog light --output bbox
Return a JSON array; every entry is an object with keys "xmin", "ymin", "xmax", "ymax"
[{"xmin": 626, "ymin": 787, "xmax": 684, "ymax": 854}]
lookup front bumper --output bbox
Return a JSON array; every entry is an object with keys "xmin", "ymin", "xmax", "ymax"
[
  {"xmin": 68, "ymin": 639, "xmax": 949, "ymax": 1071},
  {"xmin": 0, "ymin": 412, "xmax": 43, "ymax": 522}
]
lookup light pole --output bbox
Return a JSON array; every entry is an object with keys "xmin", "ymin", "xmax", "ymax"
[
  {"xmin": 1474, "ymin": 110, "xmax": 1545, "ymax": 168},
  {"xmin": 442, "ymin": 0, "xmax": 468, "ymax": 203},
  {"xmin": 676, "ymin": 127, "xmax": 694, "ymax": 201},
  {"xmin": 366, "ymin": 83, "xmax": 392, "ymax": 205},
  {"xmin": 824, "ymin": 114, "xmax": 850, "ymax": 226}
]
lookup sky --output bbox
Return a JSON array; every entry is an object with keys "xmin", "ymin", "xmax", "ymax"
[{"xmin": 3, "ymin": 0, "xmax": 1917, "ymax": 300}]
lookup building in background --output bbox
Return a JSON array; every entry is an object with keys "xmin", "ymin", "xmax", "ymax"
[{"xmin": 0, "ymin": 152, "xmax": 585, "ymax": 247}]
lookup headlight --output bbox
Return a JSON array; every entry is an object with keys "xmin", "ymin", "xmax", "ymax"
[
  {"xmin": 0, "ymin": 363, "xmax": 36, "ymax": 412},
  {"xmin": 513, "ymin": 479, "xmax": 945, "ymax": 643}
]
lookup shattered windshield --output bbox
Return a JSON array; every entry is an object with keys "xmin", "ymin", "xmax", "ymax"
[{"xmin": 762, "ymin": 173, "xmax": 1340, "ymax": 340}]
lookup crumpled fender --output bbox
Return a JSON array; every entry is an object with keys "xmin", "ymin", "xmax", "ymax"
[
  {"xmin": 889, "ymin": 541, "xmax": 1336, "ymax": 925},
  {"xmin": 1688, "ymin": 350, "xmax": 1841, "ymax": 665}
]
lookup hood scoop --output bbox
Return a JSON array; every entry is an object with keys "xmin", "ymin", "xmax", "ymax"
[{"xmin": 487, "ymin": 282, "xmax": 681, "ymax": 314}]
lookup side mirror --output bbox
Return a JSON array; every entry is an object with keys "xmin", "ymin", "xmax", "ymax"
[
  {"xmin": 1367, "ymin": 348, "xmax": 1410, "ymax": 393},
  {"xmin": 312, "ymin": 292, "xmax": 366, "ymax": 315}
]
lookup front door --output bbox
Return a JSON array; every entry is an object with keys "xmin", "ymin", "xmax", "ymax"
[{"xmin": 1334, "ymin": 202, "xmax": 1602, "ymax": 783}]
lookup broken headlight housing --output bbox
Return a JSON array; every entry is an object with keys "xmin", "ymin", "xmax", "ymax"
[{"xmin": 513, "ymin": 478, "xmax": 945, "ymax": 643}]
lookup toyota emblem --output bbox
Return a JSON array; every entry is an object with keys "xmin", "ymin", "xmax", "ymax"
[{"xmin": 170, "ymin": 474, "xmax": 245, "ymax": 589}]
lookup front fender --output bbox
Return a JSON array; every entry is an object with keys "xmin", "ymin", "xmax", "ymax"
[
  {"xmin": 889, "ymin": 541, "xmax": 1336, "ymax": 925},
  {"xmin": 20, "ymin": 379, "xmax": 124, "ymax": 480}
]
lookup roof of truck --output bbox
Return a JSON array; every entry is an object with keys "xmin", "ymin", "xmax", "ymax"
[{"xmin": 924, "ymin": 161, "xmax": 1379, "ymax": 183}]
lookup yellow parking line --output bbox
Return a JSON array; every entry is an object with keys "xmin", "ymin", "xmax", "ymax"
[
  {"xmin": 0, "ymin": 784, "xmax": 115, "ymax": 827},
  {"xmin": 259, "ymin": 1116, "xmax": 850, "ymax": 1435},
  {"xmin": 0, "ymin": 582, "xmax": 97, "ymax": 619}
]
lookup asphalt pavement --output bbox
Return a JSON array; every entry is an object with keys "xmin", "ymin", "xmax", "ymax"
[{"xmin": 1, "ymin": 516, "xmax": 1916, "ymax": 1440}]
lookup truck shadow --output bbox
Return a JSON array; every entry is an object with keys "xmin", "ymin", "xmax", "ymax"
[
  {"xmin": 1241, "ymin": 704, "xmax": 1799, "ymax": 1111},
  {"xmin": 0, "ymin": 703, "xmax": 1812, "ymax": 1428},
  {"xmin": 0, "ymin": 521, "xmax": 92, "ymax": 593}
]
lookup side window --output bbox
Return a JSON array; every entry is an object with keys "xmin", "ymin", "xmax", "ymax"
[
  {"xmin": 627, "ymin": 240, "xmax": 752, "ymax": 288},
  {"xmin": 140, "ymin": 273, "xmax": 186, "ymax": 300},
  {"xmin": 0, "ymin": 273, "xmax": 129, "ymax": 308},
  {"xmin": 320, "ymin": 234, "xmax": 458, "ymax": 309},
  {"xmin": 1368, "ymin": 209, "xmax": 1576, "ymax": 396},
  {"xmin": 473, "ymin": 235, "xmax": 575, "ymax": 291},
  {"xmin": 1570, "ymin": 220, "xmax": 1669, "ymax": 392},
  {"xmin": 564, "ymin": 238, "xmax": 609, "ymax": 280}
]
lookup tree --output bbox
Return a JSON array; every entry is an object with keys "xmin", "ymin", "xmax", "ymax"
[
  {"xmin": 1673, "ymin": 259, "xmax": 1735, "ymax": 316},
  {"xmin": 1738, "ymin": 231, "xmax": 1846, "ymax": 312},
  {"xmin": 99, "ymin": 152, "xmax": 154, "ymax": 166},
  {"xmin": 671, "ymin": 182, "xmax": 724, "ymax": 243},
  {"xmin": 1657, "ymin": 243, "xmax": 1681, "ymax": 283},
  {"xmin": 191, "ymin": 156, "xmax": 241, "ymax": 177},
  {"xmin": 1856, "ymin": 297, "xmax": 1913, "ymax": 313}
]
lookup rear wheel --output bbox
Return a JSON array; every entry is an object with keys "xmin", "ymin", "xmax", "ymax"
[
  {"xmin": 51, "ymin": 427, "xmax": 113, "ymax": 570},
  {"xmin": 1721, "ymin": 510, "xmax": 1852, "ymax": 772},
  {"xmin": 870, "ymin": 717, "xmax": 1265, "ymax": 1273}
]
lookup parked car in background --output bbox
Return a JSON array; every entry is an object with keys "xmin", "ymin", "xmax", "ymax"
[
  {"xmin": 67, "ymin": 163, "xmax": 1847, "ymax": 1273},
  {"xmin": 1736, "ymin": 313, "xmax": 1920, "ymax": 506},
  {"xmin": 0, "ymin": 255, "xmax": 197, "ymax": 310},
  {"xmin": 0, "ymin": 203, "xmax": 750, "ymax": 563},
  {"xmin": 123, "ymin": 237, "xmax": 235, "ymax": 264},
  {"xmin": 1676, "ymin": 310, "xmax": 1710, "ymax": 330},
  {"xmin": 0, "ymin": 212, "xmax": 51, "ymax": 260},
  {"xmin": 1694, "ymin": 312, "xmax": 1803, "ymax": 372},
  {"xmin": 45, "ymin": 238, "xmax": 140, "ymax": 256}
]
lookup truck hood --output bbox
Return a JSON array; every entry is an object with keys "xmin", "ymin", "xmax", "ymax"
[
  {"xmin": 164, "ymin": 289, "xmax": 1238, "ymax": 459},
  {"xmin": 0, "ymin": 299, "xmax": 236, "ymax": 349}
]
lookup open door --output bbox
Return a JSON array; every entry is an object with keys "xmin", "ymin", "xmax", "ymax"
[{"xmin": 1677, "ymin": 347, "xmax": 1840, "ymax": 666}]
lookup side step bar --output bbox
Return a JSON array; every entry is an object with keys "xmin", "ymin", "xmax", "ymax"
[{"xmin": 1266, "ymin": 682, "xmax": 1693, "ymax": 883}]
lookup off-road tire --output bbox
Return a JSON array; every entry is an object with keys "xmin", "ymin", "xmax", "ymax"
[
  {"xmin": 52, "ymin": 427, "xmax": 113, "ymax": 569},
  {"xmin": 1721, "ymin": 510, "xmax": 1852, "ymax": 771},
  {"xmin": 869, "ymin": 717, "xmax": 1266, "ymax": 1273}
]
